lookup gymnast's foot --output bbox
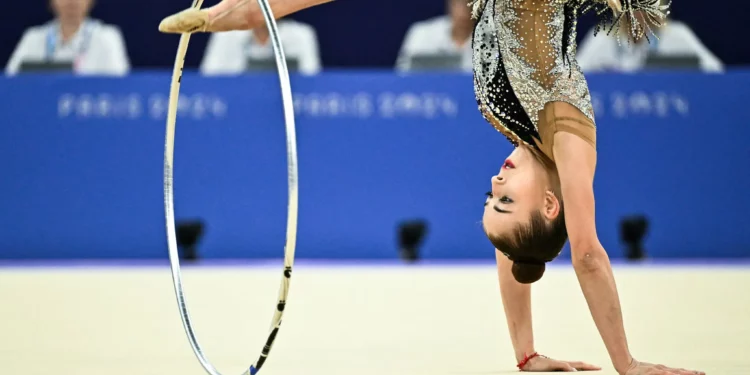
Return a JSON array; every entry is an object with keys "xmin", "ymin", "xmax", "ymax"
[
  {"xmin": 159, "ymin": 0, "xmax": 260, "ymax": 33},
  {"xmin": 159, "ymin": 8, "xmax": 209, "ymax": 33}
]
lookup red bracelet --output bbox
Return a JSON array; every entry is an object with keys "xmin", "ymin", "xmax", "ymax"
[{"xmin": 517, "ymin": 352, "xmax": 540, "ymax": 370}]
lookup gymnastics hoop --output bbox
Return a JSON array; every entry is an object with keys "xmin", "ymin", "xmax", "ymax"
[{"xmin": 162, "ymin": 0, "xmax": 299, "ymax": 374}]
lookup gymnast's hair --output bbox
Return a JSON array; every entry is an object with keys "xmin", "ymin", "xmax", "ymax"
[{"xmin": 486, "ymin": 209, "xmax": 567, "ymax": 284}]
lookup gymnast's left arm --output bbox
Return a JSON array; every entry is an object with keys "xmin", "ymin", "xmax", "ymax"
[{"xmin": 551, "ymin": 131, "xmax": 635, "ymax": 374}]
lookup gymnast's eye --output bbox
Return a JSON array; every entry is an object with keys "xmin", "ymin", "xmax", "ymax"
[{"xmin": 499, "ymin": 195, "xmax": 513, "ymax": 204}]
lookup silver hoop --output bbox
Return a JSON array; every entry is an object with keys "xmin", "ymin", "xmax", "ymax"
[{"xmin": 162, "ymin": 0, "xmax": 299, "ymax": 373}]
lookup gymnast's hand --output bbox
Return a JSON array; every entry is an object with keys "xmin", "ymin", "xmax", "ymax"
[
  {"xmin": 622, "ymin": 359, "xmax": 705, "ymax": 375},
  {"xmin": 520, "ymin": 355, "xmax": 601, "ymax": 372}
]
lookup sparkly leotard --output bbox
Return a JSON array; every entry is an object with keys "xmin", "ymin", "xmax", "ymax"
[{"xmin": 471, "ymin": 0, "xmax": 668, "ymax": 152}]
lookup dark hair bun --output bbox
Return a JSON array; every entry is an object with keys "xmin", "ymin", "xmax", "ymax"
[{"xmin": 512, "ymin": 261, "xmax": 545, "ymax": 284}]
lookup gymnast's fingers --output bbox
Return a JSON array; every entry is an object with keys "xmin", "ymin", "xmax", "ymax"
[
  {"xmin": 557, "ymin": 363, "xmax": 577, "ymax": 372},
  {"xmin": 669, "ymin": 367, "xmax": 705, "ymax": 375},
  {"xmin": 567, "ymin": 361, "xmax": 602, "ymax": 371}
]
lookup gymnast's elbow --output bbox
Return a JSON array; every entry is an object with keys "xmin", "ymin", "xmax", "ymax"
[{"xmin": 570, "ymin": 241, "xmax": 609, "ymax": 275}]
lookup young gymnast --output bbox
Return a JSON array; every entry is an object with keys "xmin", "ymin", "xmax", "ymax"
[{"xmin": 159, "ymin": 1, "xmax": 704, "ymax": 374}]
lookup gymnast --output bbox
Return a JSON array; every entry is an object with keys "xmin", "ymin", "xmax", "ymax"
[{"xmin": 159, "ymin": 1, "xmax": 704, "ymax": 374}]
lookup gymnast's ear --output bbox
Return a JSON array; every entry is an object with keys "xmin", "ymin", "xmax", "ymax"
[{"xmin": 542, "ymin": 190, "xmax": 561, "ymax": 221}]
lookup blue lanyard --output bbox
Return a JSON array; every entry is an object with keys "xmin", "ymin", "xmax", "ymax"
[{"xmin": 45, "ymin": 20, "xmax": 95, "ymax": 60}]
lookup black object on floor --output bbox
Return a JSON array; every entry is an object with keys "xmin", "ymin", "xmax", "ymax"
[
  {"xmin": 397, "ymin": 219, "xmax": 429, "ymax": 262},
  {"xmin": 620, "ymin": 215, "xmax": 649, "ymax": 261},
  {"xmin": 176, "ymin": 219, "xmax": 205, "ymax": 261}
]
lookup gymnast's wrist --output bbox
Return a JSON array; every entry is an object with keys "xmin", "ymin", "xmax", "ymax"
[
  {"xmin": 613, "ymin": 353, "xmax": 635, "ymax": 374},
  {"xmin": 515, "ymin": 349, "xmax": 536, "ymax": 363}
]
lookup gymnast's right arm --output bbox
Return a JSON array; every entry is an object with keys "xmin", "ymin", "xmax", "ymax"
[
  {"xmin": 551, "ymin": 130, "xmax": 635, "ymax": 374},
  {"xmin": 552, "ymin": 116, "xmax": 704, "ymax": 375}
]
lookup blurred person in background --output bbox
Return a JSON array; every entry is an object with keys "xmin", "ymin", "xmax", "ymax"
[
  {"xmin": 394, "ymin": 0, "xmax": 474, "ymax": 72},
  {"xmin": 5, "ymin": 0, "xmax": 130, "ymax": 76},
  {"xmin": 200, "ymin": 18, "xmax": 321, "ymax": 76},
  {"xmin": 577, "ymin": 2, "xmax": 722, "ymax": 73}
]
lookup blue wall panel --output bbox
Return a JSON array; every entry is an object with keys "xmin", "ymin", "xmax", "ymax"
[{"xmin": 0, "ymin": 71, "xmax": 748, "ymax": 259}]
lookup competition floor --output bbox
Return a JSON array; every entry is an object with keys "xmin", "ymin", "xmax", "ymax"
[{"xmin": 1, "ymin": 261, "xmax": 748, "ymax": 375}]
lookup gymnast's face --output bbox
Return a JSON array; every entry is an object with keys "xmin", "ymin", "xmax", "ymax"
[
  {"xmin": 482, "ymin": 146, "xmax": 560, "ymax": 237},
  {"xmin": 51, "ymin": 0, "xmax": 93, "ymax": 21}
]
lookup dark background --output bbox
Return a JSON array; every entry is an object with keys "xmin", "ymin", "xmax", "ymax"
[{"xmin": 2, "ymin": 0, "xmax": 747, "ymax": 70}]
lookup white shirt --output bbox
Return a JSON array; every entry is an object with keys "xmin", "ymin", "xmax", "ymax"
[
  {"xmin": 200, "ymin": 19, "xmax": 321, "ymax": 76},
  {"xmin": 5, "ymin": 19, "xmax": 130, "ymax": 76},
  {"xmin": 577, "ymin": 20, "xmax": 723, "ymax": 73},
  {"xmin": 396, "ymin": 15, "xmax": 473, "ymax": 72}
]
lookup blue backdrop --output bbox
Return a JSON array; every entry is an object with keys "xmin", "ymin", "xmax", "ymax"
[{"xmin": 1, "ymin": 71, "xmax": 749, "ymax": 259}]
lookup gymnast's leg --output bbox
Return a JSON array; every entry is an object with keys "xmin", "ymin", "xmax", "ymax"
[{"xmin": 159, "ymin": 0, "xmax": 334, "ymax": 33}]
